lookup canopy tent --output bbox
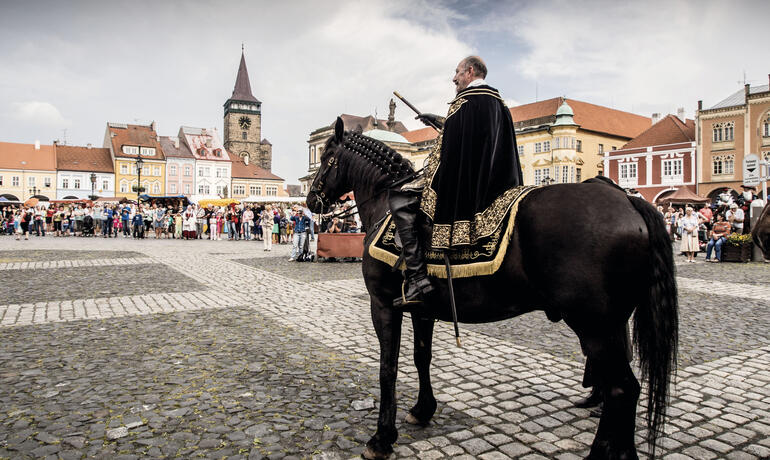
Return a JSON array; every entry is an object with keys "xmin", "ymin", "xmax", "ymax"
[
  {"xmin": 197, "ymin": 198, "xmax": 240, "ymax": 208},
  {"xmin": 657, "ymin": 187, "xmax": 710, "ymax": 205},
  {"xmin": 139, "ymin": 194, "xmax": 189, "ymax": 207},
  {"xmin": 0, "ymin": 196, "xmax": 22, "ymax": 206},
  {"xmin": 95, "ymin": 196, "xmax": 130, "ymax": 204},
  {"xmin": 49, "ymin": 199, "xmax": 94, "ymax": 206}
]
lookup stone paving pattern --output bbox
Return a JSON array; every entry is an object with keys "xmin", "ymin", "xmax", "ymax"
[{"xmin": 0, "ymin": 236, "xmax": 768, "ymax": 460}]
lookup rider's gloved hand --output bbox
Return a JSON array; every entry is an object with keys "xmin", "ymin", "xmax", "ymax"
[{"xmin": 415, "ymin": 113, "xmax": 445, "ymax": 130}]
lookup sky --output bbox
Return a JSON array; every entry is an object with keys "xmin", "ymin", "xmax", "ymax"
[{"xmin": 0, "ymin": 0, "xmax": 768, "ymax": 184}]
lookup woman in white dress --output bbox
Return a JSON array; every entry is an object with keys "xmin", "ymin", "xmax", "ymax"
[{"xmin": 679, "ymin": 207, "xmax": 700, "ymax": 262}]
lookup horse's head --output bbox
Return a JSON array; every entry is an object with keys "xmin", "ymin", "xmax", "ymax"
[
  {"xmin": 752, "ymin": 201, "xmax": 770, "ymax": 262},
  {"xmin": 306, "ymin": 116, "xmax": 414, "ymax": 214}
]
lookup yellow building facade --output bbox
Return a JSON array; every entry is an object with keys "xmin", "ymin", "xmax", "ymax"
[
  {"xmin": 104, "ymin": 122, "xmax": 166, "ymax": 199},
  {"xmin": 0, "ymin": 142, "xmax": 58, "ymax": 201}
]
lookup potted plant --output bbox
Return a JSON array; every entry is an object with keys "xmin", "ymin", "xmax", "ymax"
[{"xmin": 722, "ymin": 233, "xmax": 753, "ymax": 262}]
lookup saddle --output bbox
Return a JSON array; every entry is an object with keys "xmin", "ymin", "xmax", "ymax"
[{"xmin": 369, "ymin": 185, "xmax": 537, "ymax": 279}]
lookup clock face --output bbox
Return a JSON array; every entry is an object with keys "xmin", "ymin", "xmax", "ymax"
[{"xmin": 239, "ymin": 116, "xmax": 251, "ymax": 129}]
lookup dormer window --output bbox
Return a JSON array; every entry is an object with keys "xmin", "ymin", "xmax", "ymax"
[
  {"xmin": 122, "ymin": 146, "xmax": 139, "ymax": 155},
  {"xmin": 140, "ymin": 147, "xmax": 155, "ymax": 156}
]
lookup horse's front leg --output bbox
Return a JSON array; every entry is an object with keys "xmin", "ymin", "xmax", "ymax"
[
  {"xmin": 405, "ymin": 314, "xmax": 437, "ymax": 426},
  {"xmin": 363, "ymin": 302, "xmax": 403, "ymax": 460}
]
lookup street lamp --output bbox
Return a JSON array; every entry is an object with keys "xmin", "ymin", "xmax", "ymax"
[
  {"xmin": 541, "ymin": 175, "xmax": 555, "ymax": 186},
  {"xmin": 28, "ymin": 186, "xmax": 39, "ymax": 199},
  {"xmin": 135, "ymin": 155, "xmax": 144, "ymax": 202},
  {"xmin": 90, "ymin": 172, "xmax": 97, "ymax": 200}
]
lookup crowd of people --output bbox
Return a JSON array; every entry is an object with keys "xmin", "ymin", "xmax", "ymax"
[
  {"xmin": 658, "ymin": 201, "xmax": 747, "ymax": 263},
  {"xmin": 0, "ymin": 199, "xmax": 367, "ymax": 262}
]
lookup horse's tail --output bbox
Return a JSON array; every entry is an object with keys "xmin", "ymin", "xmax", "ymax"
[{"xmin": 628, "ymin": 196, "xmax": 679, "ymax": 456}]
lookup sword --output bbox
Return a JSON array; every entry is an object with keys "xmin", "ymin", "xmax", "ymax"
[
  {"xmin": 443, "ymin": 252, "xmax": 462, "ymax": 348},
  {"xmin": 393, "ymin": 91, "xmax": 442, "ymax": 131}
]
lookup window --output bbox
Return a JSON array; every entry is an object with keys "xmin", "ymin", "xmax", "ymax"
[
  {"xmin": 662, "ymin": 159, "xmax": 683, "ymax": 184},
  {"xmin": 152, "ymin": 166, "xmax": 160, "ymax": 176},
  {"xmin": 184, "ymin": 184, "xmax": 191, "ymax": 194},
  {"xmin": 140, "ymin": 147, "xmax": 155, "ymax": 156},
  {"xmin": 120, "ymin": 182, "xmax": 128, "ymax": 193},
  {"xmin": 122, "ymin": 146, "xmax": 139, "ymax": 155},
  {"xmin": 102, "ymin": 180, "xmax": 109, "ymax": 190},
  {"xmin": 184, "ymin": 166, "xmax": 192, "ymax": 177},
  {"xmin": 233, "ymin": 185, "xmax": 245, "ymax": 195},
  {"xmin": 554, "ymin": 137, "xmax": 559, "ymax": 149},
  {"xmin": 62, "ymin": 178, "xmax": 69, "ymax": 189},
  {"xmin": 619, "ymin": 163, "xmax": 638, "ymax": 186},
  {"xmin": 535, "ymin": 142, "xmax": 542, "ymax": 153},
  {"xmin": 120, "ymin": 164, "xmax": 128, "ymax": 174},
  {"xmin": 266, "ymin": 186, "xmax": 278, "ymax": 196},
  {"xmin": 28, "ymin": 176, "xmax": 35, "ymax": 187},
  {"xmin": 216, "ymin": 185, "xmax": 223, "ymax": 195},
  {"xmin": 44, "ymin": 177, "xmax": 51, "ymax": 188},
  {"xmin": 169, "ymin": 165, "xmax": 177, "ymax": 176},
  {"xmin": 170, "ymin": 183, "xmax": 177, "ymax": 194},
  {"xmin": 250, "ymin": 185, "xmax": 260, "ymax": 195},
  {"xmin": 152, "ymin": 182, "xmax": 160, "ymax": 194},
  {"xmin": 562, "ymin": 165, "xmax": 570, "ymax": 183},
  {"xmin": 73, "ymin": 179, "xmax": 80, "ymax": 189},
  {"xmin": 216, "ymin": 168, "xmax": 222, "ymax": 178},
  {"xmin": 712, "ymin": 122, "xmax": 735, "ymax": 142},
  {"xmin": 12, "ymin": 176, "xmax": 20, "ymax": 187},
  {"xmin": 576, "ymin": 140, "xmax": 582, "ymax": 152},
  {"xmin": 534, "ymin": 169, "xmax": 541, "ymax": 184},
  {"xmin": 198, "ymin": 184, "xmax": 211, "ymax": 194},
  {"xmin": 612, "ymin": 146, "xmax": 617, "ymax": 151},
  {"xmin": 198, "ymin": 168, "xmax": 204, "ymax": 177},
  {"xmin": 0, "ymin": 176, "xmax": 3, "ymax": 186},
  {"xmin": 543, "ymin": 141, "xmax": 550, "ymax": 152},
  {"xmin": 712, "ymin": 154, "xmax": 735, "ymax": 175},
  {"xmin": 517, "ymin": 145, "xmax": 524, "ymax": 155},
  {"xmin": 598, "ymin": 144, "xmax": 604, "ymax": 154},
  {"xmin": 764, "ymin": 116, "xmax": 770, "ymax": 137},
  {"xmin": 576, "ymin": 168, "xmax": 582, "ymax": 182},
  {"xmin": 242, "ymin": 131, "xmax": 247, "ymax": 140},
  {"xmin": 142, "ymin": 166, "xmax": 149, "ymax": 176}
]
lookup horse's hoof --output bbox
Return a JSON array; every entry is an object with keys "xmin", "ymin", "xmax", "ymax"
[
  {"xmin": 405, "ymin": 413, "xmax": 426, "ymax": 425},
  {"xmin": 361, "ymin": 446, "xmax": 390, "ymax": 459}
]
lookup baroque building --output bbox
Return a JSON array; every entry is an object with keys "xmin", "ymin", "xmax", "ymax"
[
  {"xmin": 104, "ymin": 122, "xmax": 166, "ymax": 198},
  {"xmin": 223, "ymin": 51, "xmax": 273, "ymax": 171},
  {"xmin": 696, "ymin": 75, "xmax": 770, "ymax": 201}
]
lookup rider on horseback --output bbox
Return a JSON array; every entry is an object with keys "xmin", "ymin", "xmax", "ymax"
[{"xmin": 389, "ymin": 56, "xmax": 524, "ymax": 308}]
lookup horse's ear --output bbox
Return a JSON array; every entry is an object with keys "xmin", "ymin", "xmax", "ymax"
[{"xmin": 334, "ymin": 117, "xmax": 344, "ymax": 142}]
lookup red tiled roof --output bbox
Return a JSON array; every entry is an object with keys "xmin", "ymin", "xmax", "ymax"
[
  {"xmin": 108, "ymin": 123, "xmax": 165, "ymax": 160},
  {"xmin": 55, "ymin": 145, "xmax": 114, "ymax": 173},
  {"xmin": 0, "ymin": 141, "xmax": 56, "ymax": 171},
  {"xmin": 621, "ymin": 115, "xmax": 695, "ymax": 149},
  {"xmin": 510, "ymin": 97, "xmax": 651, "ymax": 139},
  {"xmin": 402, "ymin": 126, "xmax": 438, "ymax": 143},
  {"xmin": 228, "ymin": 152, "xmax": 283, "ymax": 181}
]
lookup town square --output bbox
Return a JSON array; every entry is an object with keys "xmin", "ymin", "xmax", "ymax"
[{"xmin": 2, "ymin": 1, "xmax": 770, "ymax": 459}]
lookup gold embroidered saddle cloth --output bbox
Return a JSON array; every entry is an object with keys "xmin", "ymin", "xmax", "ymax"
[{"xmin": 369, "ymin": 185, "xmax": 537, "ymax": 279}]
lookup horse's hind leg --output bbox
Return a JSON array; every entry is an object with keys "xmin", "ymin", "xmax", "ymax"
[
  {"xmin": 584, "ymin": 329, "xmax": 641, "ymax": 460},
  {"xmin": 363, "ymin": 305, "xmax": 403, "ymax": 460},
  {"xmin": 406, "ymin": 315, "xmax": 437, "ymax": 425}
]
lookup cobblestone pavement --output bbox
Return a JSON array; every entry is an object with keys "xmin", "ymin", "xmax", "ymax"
[{"xmin": 0, "ymin": 236, "xmax": 768, "ymax": 460}]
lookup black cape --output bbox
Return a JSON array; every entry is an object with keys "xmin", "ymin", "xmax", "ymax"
[{"xmin": 420, "ymin": 85, "xmax": 523, "ymax": 249}]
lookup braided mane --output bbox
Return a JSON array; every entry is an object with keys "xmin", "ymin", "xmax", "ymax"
[{"xmin": 340, "ymin": 132, "xmax": 414, "ymax": 183}]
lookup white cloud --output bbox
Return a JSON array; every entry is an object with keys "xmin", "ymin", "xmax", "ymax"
[{"xmin": 10, "ymin": 101, "xmax": 70, "ymax": 126}]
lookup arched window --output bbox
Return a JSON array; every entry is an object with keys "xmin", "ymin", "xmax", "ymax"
[
  {"xmin": 763, "ymin": 114, "xmax": 770, "ymax": 137},
  {"xmin": 712, "ymin": 154, "xmax": 735, "ymax": 175},
  {"xmin": 712, "ymin": 121, "xmax": 735, "ymax": 142}
]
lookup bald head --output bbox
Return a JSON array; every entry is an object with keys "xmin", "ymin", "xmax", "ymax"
[{"xmin": 453, "ymin": 55, "xmax": 487, "ymax": 93}]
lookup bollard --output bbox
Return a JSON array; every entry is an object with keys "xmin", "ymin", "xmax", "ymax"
[{"xmin": 750, "ymin": 199, "xmax": 765, "ymax": 261}]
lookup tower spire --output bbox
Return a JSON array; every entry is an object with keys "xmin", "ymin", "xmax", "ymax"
[{"xmin": 231, "ymin": 50, "xmax": 259, "ymax": 103}]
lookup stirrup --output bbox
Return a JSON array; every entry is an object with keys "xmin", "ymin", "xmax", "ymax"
[{"xmin": 396, "ymin": 280, "xmax": 424, "ymax": 306}]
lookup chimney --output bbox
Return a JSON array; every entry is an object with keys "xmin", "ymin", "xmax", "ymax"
[
  {"xmin": 677, "ymin": 107, "xmax": 685, "ymax": 120},
  {"xmin": 174, "ymin": 137, "xmax": 179, "ymax": 148},
  {"xmin": 151, "ymin": 121, "xmax": 157, "ymax": 132},
  {"xmin": 697, "ymin": 100, "xmax": 702, "ymax": 111},
  {"xmin": 35, "ymin": 140, "xmax": 40, "ymax": 150},
  {"xmin": 744, "ymin": 83, "xmax": 750, "ymax": 103},
  {"xmin": 651, "ymin": 113, "xmax": 661, "ymax": 124},
  {"xmin": 87, "ymin": 143, "xmax": 92, "ymax": 149}
]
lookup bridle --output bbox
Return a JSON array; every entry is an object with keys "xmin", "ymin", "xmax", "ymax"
[{"xmin": 309, "ymin": 154, "xmax": 338, "ymax": 208}]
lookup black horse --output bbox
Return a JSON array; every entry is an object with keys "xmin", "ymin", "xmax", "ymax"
[
  {"xmin": 752, "ymin": 200, "xmax": 770, "ymax": 262},
  {"xmin": 307, "ymin": 118, "xmax": 678, "ymax": 459}
]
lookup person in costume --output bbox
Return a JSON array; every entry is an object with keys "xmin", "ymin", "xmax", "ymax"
[{"xmin": 389, "ymin": 55, "xmax": 523, "ymax": 307}]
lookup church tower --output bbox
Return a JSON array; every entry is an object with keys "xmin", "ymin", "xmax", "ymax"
[{"xmin": 223, "ymin": 50, "xmax": 272, "ymax": 170}]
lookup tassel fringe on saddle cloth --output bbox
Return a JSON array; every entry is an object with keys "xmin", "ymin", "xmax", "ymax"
[{"xmin": 369, "ymin": 185, "xmax": 537, "ymax": 279}]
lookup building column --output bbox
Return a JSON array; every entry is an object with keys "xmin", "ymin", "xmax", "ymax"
[{"xmin": 646, "ymin": 151, "xmax": 653, "ymax": 186}]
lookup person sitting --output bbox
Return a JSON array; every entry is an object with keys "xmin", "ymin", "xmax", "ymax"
[
  {"xmin": 327, "ymin": 217, "xmax": 343, "ymax": 233},
  {"xmin": 705, "ymin": 213, "xmax": 730, "ymax": 262}
]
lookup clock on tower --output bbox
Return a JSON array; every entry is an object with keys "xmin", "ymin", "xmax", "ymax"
[{"xmin": 239, "ymin": 116, "xmax": 251, "ymax": 129}]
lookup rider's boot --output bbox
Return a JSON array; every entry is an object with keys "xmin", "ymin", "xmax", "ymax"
[{"xmin": 389, "ymin": 190, "xmax": 435, "ymax": 308}]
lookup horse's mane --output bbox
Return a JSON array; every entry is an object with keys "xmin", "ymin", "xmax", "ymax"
[{"xmin": 338, "ymin": 132, "xmax": 415, "ymax": 184}]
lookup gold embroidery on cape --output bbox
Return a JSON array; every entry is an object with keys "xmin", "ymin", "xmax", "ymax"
[
  {"xmin": 369, "ymin": 185, "xmax": 538, "ymax": 278},
  {"xmin": 446, "ymin": 97, "xmax": 467, "ymax": 120},
  {"xmin": 419, "ymin": 132, "xmax": 443, "ymax": 219}
]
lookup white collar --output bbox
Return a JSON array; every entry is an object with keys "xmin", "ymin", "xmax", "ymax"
[{"xmin": 466, "ymin": 79, "xmax": 487, "ymax": 88}]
